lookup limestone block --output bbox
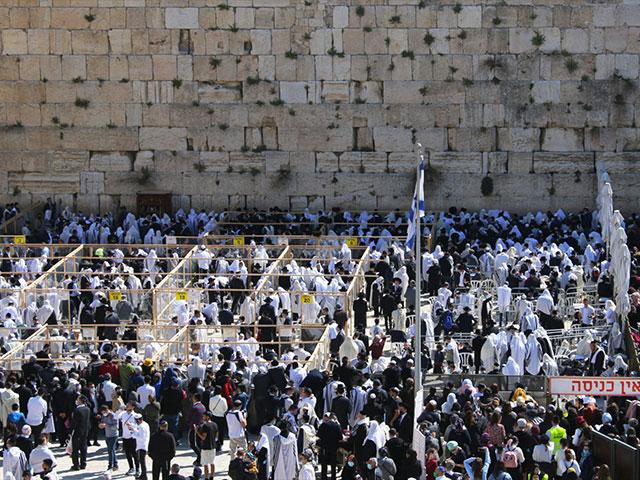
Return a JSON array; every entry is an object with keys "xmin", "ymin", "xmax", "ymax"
[
  {"xmin": 19, "ymin": 57, "xmax": 40, "ymax": 80},
  {"xmin": 275, "ymin": 56, "xmax": 296, "ymax": 81},
  {"xmin": 72, "ymin": 31, "xmax": 108, "ymax": 54},
  {"xmin": 197, "ymin": 151, "xmax": 229, "ymax": 172},
  {"xmin": 258, "ymin": 55, "xmax": 276, "ymax": 80},
  {"xmin": 27, "ymin": 29, "xmax": 49, "ymax": 54},
  {"xmin": 509, "ymin": 28, "xmax": 534, "ymax": 54},
  {"xmin": 280, "ymin": 82, "xmax": 308, "ymax": 104},
  {"xmin": 360, "ymin": 152, "xmax": 388, "ymax": 173},
  {"xmin": 333, "ymin": 56, "xmax": 350, "ymax": 81},
  {"xmin": 80, "ymin": 171, "xmax": 105, "ymax": 194},
  {"xmin": 109, "ymin": 55, "xmax": 129, "ymax": 81},
  {"xmin": 615, "ymin": 54, "xmax": 639, "ymax": 79},
  {"xmin": 449, "ymin": 128, "xmax": 496, "ymax": 152},
  {"xmin": 373, "ymin": 127, "xmax": 412, "ymax": 152},
  {"xmin": 288, "ymin": 152, "xmax": 316, "ymax": 173},
  {"xmin": 165, "ymin": 8, "xmax": 199, "ymax": 29},
  {"xmin": 594, "ymin": 6, "xmax": 615, "ymax": 28},
  {"xmin": 388, "ymin": 29, "xmax": 408, "ymax": 54},
  {"xmin": 458, "ymin": 6, "xmax": 481, "ymax": 28},
  {"xmin": 255, "ymin": 8, "xmax": 274, "ymax": 28},
  {"xmin": 508, "ymin": 152, "xmax": 533, "ymax": 174},
  {"xmin": 152, "ymin": 55, "xmax": 177, "ymax": 80},
  {"xmin": 429, "ymin": 152, "xmax": 482, "ymax": 174},
  {"xmin": 533, "ymin": 152, "xmax": 594, "ymax": 173},
  {"xmin": 597, "ymin": 152, "xmax": 640, "ymax": 173},
  {"xmin": 338, "ymin": 152, "xmax": 362, "ymax": 173},
  {"xmin": 531, "ymin": 81, "xmax": 560, "ymax": 103},
  {"xmin": 236, "ymin": 8, "xmax": 255, "ymax": 29},
  {"xmin": 278, "ymin": 127, "xmax": 352, "ymax": 152},
  {"xmin": 108, "ymin": 29, "xmax": 132, "ymax": 54},
  {"xmin": 343, "ymin": 29, "xmax": 364, "ymax": 55},
  {"xmin": 416, "ymin": 7, "xmax": 437, "ymax": 29},
  {"xmin": 9, "ymin": 172, "xmax": 78, "ymax": 193},
  {"xmin": 585, "ymin": 128, "xmax": 617, "ymax": 152},
  {"xmin": 265, "ymin": 151, "xmax": 289, "ymax": 173},
  {"xmin": 414, "ymin": 128, "xmax": 447, "ymax": 151},
  {"xmin": 498, "ymin": 128, "xmax": 540, "ymax": 152},
  {"xmin": 562, "ymin": 28, "xmax": 589, "ymax": 54},
  {"xmin": 89, "ymin": 152, "xmax": 132, "ymax": 172},
  {"xmin": 50, "ymin": 8, "xmax": 89, "ymax": 29},
  {"xmin": 604, "ymin": 28, "xmax": 627, "ymax": 53},
  {"xmin": 333, "ymin": 6, "xmax": 349, "ymax": 29},
  {"xmin": 2, "ymin": 29, "xmax": 28, "ymax": 54},
  {"xmin": 207, "ymin": 126, "xmax": 244, "ymax": 151},
  {"xmin": 271, "ymin": 29, "xmax": 290, "ymax": 55},
  {"xmin": 350, "ymin": 81, "xmax": 382, "ymax": 104},
  {"xmin": 274, "ymin": 7, "xmax": 295, "ymax": 29},
  {"xmin": 541, "ymin": 128, "xmax": 583, "ymax": 152},
  {"xmin": 316, "ymin": 152, "xmax": 338, "ymax": 173},
  {"xmin": 315, "ymin": 56, "xmax": 333, "ymax": 80},
  {"xmin": 321, "ymin": 81, "xmax": 349, "ymax": 103},
  {"xmin": 250, "ymin": 30, "xmax": 271, "ymax": 55},
  {"xmin": 139, "ymin": 127, "xmax": 187, "ymax": 150}
]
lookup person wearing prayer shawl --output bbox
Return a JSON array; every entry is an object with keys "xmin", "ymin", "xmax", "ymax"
[
  {"xmin": 525, "ymin": 333, "xmax": 543, "ymax": 375},
  {"xmin": 458, "ymin": 379, "xmax": 477, "ymax": 397},
  {"xmin": 536, "ymin": 288, "xmax": 554, "ymax": 327},
  {"xmin": 445, "ymin": 336, "xmax": 461, "ymax": 372},
  {"xmin": 520, "ymin": 307, "xmax": 539, "ymax": 334},
  {"xmin": 349, "ymin": 385, "xmax": 367, "ymax": 428},
  {"xmin": 502, "ymin": 357, "xmax": 521, "ymax": 376},
  {"xmin": 604, "ymin": 300, "xmax": 616, "ymax": 325},
  {"xmin": 271, "ymin": 421, "xmax": 299, "ymax": 480},
  {"xmin": 441, "ymin": 393, "xmax": 457, "ymax": 415},
  {"xmin": 3, "ymin": 437, "xmax": 27, "ymax": 480},
  {"xmin": 510, "ymin": 330, "xmax": 527, "ymax": 374},
  {"xmin": 394, "ymin": 266, "xmax": 410, "ymax": 299},
  {"xmin": 239, "ymin": 293, "xmax": 256, "ymax": 325},
  {"xmin": 496, "ymin": 283, "xmax": 511, "ymax": 326},
  {"xmin": 187, "ymin": 356, "xmax": 206, "ymax": 381},
  {"xmin": 143, "ymin": 249, "xmax": 159, "ymax": 274},
  {"xmin": 36, "ymin": 300, "xmax": 55, "ymax": 325}
]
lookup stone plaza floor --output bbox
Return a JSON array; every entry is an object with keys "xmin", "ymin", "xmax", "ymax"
[{"xmin": 51, "ymin": 439, "xmax": 232, "ymax": 480}]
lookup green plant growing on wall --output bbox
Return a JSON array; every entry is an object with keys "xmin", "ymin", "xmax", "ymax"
[
  {"xmin": 565, "ymin": 57, "xmax": 579, "ymax": 73},
  {"xmin": 363, "ymin": 26, "xmax": 372, "ymax": 33},
  {"xmin": 480, "ymin": 176, "xmax": 494, "ymax": 196},
  {"xmin": 193, "ymin": 162, "xmax": 206, "ymax": 173},
  {"xmin": 356, "ymin": 6, "xmax": 365, "ymax": 17},
  {"xmin": 74, "ymin": 98, "xmax": 90, "ymax": 108},
  {"xmin": 453, "ymin": 3, "xmax": 463, "ymax": 14},
  {"xmin": 137, "ymin": 167, "xmax": 152, "ymax": 185},
  {"xmin": 458, "ymin": 30, "xmax": 467, "ymax": 40},
  {"xmin": 390, "ymin": 15, "xmax": 401, "ymax": 25},
  {"xmin": 532, "ymin": 31, "xmax": 545, "ymax": 47},
  {"xmin": 210, "ymin": 58, "xmax": 222, "ymax": 68},
  {"xmin": 285, "ymin": 51, "xmax": 298, "ymax": 59},
  {"xmin": 424, "ymin": 32, "xmax": 435, "ymax": 46},
  {"xmin": 172, "ymin": 79, "xmax": 182, "ymax": 89},
  {"xmin": 492, "ymin": 17, "xmax": 502, "ymax": 25},
  {"xmin": 84, "ymin": 13, "xmax": 95, "ymax": 22},
  {"xmin": 401, "ymin": 50, "xmax": 415, "ymax": 60}
]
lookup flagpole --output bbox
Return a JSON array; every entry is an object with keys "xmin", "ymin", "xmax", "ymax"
[{"xmin": 414, "ymin": 144, "xmax": 423, "ymax": 391}]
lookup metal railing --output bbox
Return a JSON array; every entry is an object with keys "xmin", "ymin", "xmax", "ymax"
[{"xmin": 592, "ymin": 429, "xmax": 640, "ymax": 480}]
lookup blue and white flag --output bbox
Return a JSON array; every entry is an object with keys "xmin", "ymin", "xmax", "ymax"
[{"xmin": 405, "ymin": 156, "xmax": 425, "ymax": 250}]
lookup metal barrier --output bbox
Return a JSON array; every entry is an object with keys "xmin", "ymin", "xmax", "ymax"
[
  {"xmin": 422, "ymin": 374, "xmax": 548, "ymax": 396},
  {"xmin": 592, "ymin": 429, "xmax": 640, "ymax": 480}
]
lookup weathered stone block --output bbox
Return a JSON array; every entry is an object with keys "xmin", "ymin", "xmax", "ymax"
[
  {"xmin": 541, "ymin": 128, "xmax": 583, "ymax": 152},
  {"xmin": 533, "ymin": 152, "xmax": 594, "ymax": 173},
  {"xmin": 373, "ymin": 127, "xmax": 412, "ymax": 152},
  {"xmin": 139, "ymin": 127, "xmax": 187, "ymax": 150},
  {"xmin": 165, "ymin": 8, "xmax": 199, "ymax": 29}
]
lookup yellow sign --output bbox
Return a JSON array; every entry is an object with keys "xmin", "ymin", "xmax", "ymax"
[
  {"xmin": 301, "ymin": 294, "xmax": 313, "ymax": 304},
  {"xmin": 109, "ymin": 291, "xmax": 123, "ymax": 301},
  {"xmin": 233, "ymin": 236, "xmax": 245, "ymax": 246},
  {"xmin": 346, "ymin": 237, "xmax": 358, "ymax": 247},
  {"xmin": 175, "ymin": 291, "xmax": 188, "ymax": 301},
  {"xmin": 13, "ymin": 235, "xmax": 26, "ymax": 244}
]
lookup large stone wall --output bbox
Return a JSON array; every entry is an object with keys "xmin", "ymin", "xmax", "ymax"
[{"xmin": 1, "ymin": 0, "xmax": 640, "ymax": 213}]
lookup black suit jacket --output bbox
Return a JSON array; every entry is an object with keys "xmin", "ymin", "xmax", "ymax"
[
  {"xmin": 394, "ymin": 413, "xmax": 412, "ymax": 444},
  {"xmin": 71, "ymin": 405, "xmax": 91, "ymax": 437}
]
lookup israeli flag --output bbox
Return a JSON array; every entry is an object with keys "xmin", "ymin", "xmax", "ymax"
[{"xmin": 405, "ymin": 156, "xmax": 425, "ymax": 250}]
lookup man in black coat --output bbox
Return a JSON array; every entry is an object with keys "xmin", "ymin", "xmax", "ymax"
[
  {"xmin": 353, "ymin": 292, "xmax": 368, "ymax": 332},
  {"xmin": 258, "ymin": 297, "xmax": 276, "ymax": 322},
  {"xmin": 393, "ymin": 402, "xmax": 413, "ymax": 445},
  {"xmin": 149, "ymin": 420, "xmax": 177, "ymax": 480},
  {"xmin": 317, "ymin": 413, "xmax": 342, "ymax": 480},
  {"xmin": 71, "ymin": 395, "xmax": 92, "ymax": 470},
  {"xmin": 330, "ymin": 384, "xmax": 351, "ymax": 429}
]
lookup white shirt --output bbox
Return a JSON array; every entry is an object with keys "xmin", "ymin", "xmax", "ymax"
[
  {"xmin": 136, "ymin": 384, "xmax": 156, "ymax": 409},
  {"xmin": 101, "ymin": 380, "xmax": 117, "ymax": 404},
  {"xmin": 118, "ymin": 410, "xmax": 138, "ymax": 439},
  {"xmin": 581, "ymin": 305, "xmax": 595, "ymax": 325},
  {"xmin": 29, "ymin": 445, "xmax": 57, "ymax": 474},
  {"xmin": 26, "ymin": 396, "xmax": 48, "ymax": 426},
  {"xmin": 226, "ymin": 409, "xmax": 246, "ymax": 439},
  {"xmin": 132, "ymin": 421, "xmax": 150, "ymax": 450},
  {"xmin": 297, "ymin": 463, "xmax": 315, "ymax": 480},
  {"xmin": 209, "ymin": 395, "xmax": 229, "ymax": 418}
]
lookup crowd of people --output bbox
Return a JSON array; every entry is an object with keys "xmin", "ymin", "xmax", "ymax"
[{"xmin": 0, "ymin": 205, "xmax": 639, "ymax": 480}]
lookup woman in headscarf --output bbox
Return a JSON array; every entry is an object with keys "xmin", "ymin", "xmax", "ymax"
[
  {"xmin": 441, "ymin": 392, "xmax": 457, "ymax": 416},
  {"xmin": 361, "ymin": 420, "xmax": 385, "ymax": 466}
]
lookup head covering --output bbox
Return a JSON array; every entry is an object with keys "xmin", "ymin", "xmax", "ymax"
[{"xmin": 446, "ymin": 440, "xmax": 459, "ymax": 452}]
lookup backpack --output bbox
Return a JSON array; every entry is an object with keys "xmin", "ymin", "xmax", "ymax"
[
  {"xmin": 443, "ymin": 311, "xmax": 454, "ymax": 332},
  {"xmin": 503, "ymin": 448, "xmax": 519, "ymax": 469}
]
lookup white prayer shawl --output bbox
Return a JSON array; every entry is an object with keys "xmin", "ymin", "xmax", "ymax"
[
  {"xmin": 441, "ymin": 393, "xmax": 457, "ymax": 415},
  {"xmin": 322, "ymin": 381, "xmax": 339, "ymax": 414},
  {"xmin": 364, "ymin": 420, "xmax": 386, "ymax": 451},
  {"xmin": 257, "ymin": 432, "xmax": 272, "ymax": 476},
  {"xmin": 240, "ymin": 296, "xmax": 255, "ymax": 323},
  {"xmin": 536, "ymin": 289, "xmax": 554, "ymax": 315},
  {"xmin": 604, "ymin": 300, "xmax": 616, "ymax": 325},
  {"xmin": 502, "ymin": 357, "xmax": 521, "ymax": 376},
  {"xmin": 277, "ymin": 287, "xmax": 291, "ymax": 313},
  {"xmin": 394, "ymin": 266, "xmax": 409, "ymax": 298},
  {"xmin": 480, "ymin": 334, "xmax": 499, "ymax": 371},
  {"xmin": 510, "ymin": 333, "xmax": 527, "ymax": 373},
  {"xmin": 525, "ymin": 334, "xmax": 542, "ymax": 375},
  {"xmin": 3, "ymin": 446, "xmax": 27, "ymax": 480},
  {"xmin": 446, "ymin": 338, "xmax": 460, "ymax": 370},
  {"xmin": 437, "ymin": 287, "xmax": 452, "ymax": 306},
  {"xmin": 144, "ymin": 249, "xmax": 159, "ymax": 273},
  {"xmin": 520, "ymin": 307, "xmax": 539, "ymax": 333},
  {"xmin": 187, "ymin": 356, "xmax": 206, "ymax": 381},
  {"xmin": 542, "ymin": 354, "xmax": 559, "ymax": 376},
  {"xmin": 497, "ymin": 285, "xmax": 512, "ymax": 313},
  {"xmin": 35, "ymin": 301, "xmax": 54, "ymax": 324},
  {"xmin": 339, "ymin": 336, "xmax": 359, "ymax": 361},
  {"xmin": 272, "ymin": 432, "xmax": 299, "ymax": 480},
  {"xmin": 349, "ymin": 388, "xmax": 367, "ymax": 427}
]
